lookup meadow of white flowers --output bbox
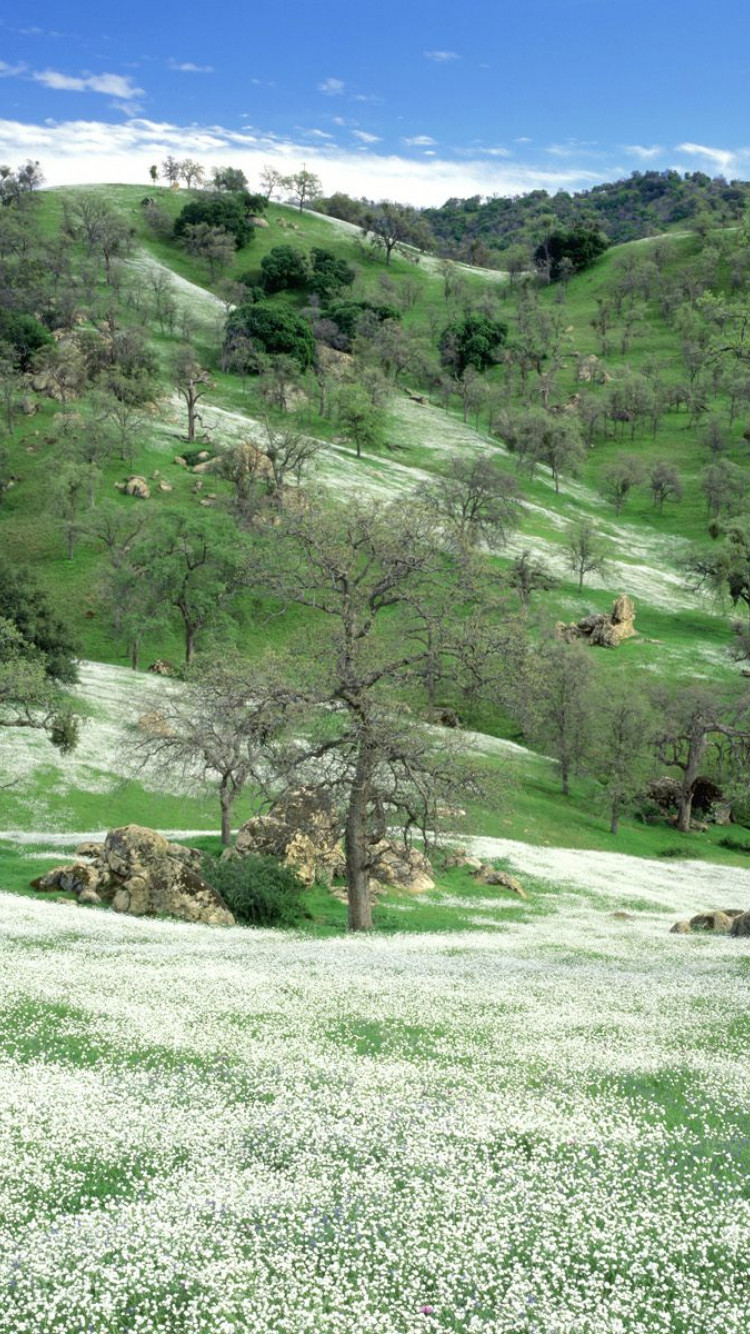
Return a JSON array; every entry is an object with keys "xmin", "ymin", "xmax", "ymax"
[{"xmin": 1, "ymin": 888, "xmax": 749, "ymax": 1334}]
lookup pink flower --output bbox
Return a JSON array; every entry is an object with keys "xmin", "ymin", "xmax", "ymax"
[{"xmin": 419, "ymin": 1305, "xmax": 435, "ymax": 1316}]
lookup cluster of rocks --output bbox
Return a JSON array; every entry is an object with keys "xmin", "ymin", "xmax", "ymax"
[
  {"xmin": 234, "ymin": 788, "xmax": 436, "ymax": 896},
  {"xmin": 556, "ymin": 595, "xmax": 637, "ymax": 649},
  {"xmin": 31, "ymin": 825, "xmax": 234, "ymax": 926},
  {"xmin": 670, "ymin": 909, "xmax": 750, "ymax": 937},
  {"xmin": 442, "ymin": 848, "xmax": 528, "ymax": 898}
]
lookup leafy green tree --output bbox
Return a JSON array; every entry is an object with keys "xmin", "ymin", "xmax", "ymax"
[
  {"xmin": 336, "ymin": 384, "xmax": 384, "ymax": 458},
  {"xmin": 0, "ymin": 310, "xmax": 53, "ymax": 369},
  {"xmin": 212, "ymin": 166, "xmax": 248, "ymax": 192},
  {"xmin": 685, "ymin": 518, "xmax": 750, "ymax": 629},
  {"xmin": 535, "ymin": 225, "xmax": 609, "ymax": 282},
  {"xmin": 260, "ymin": 245, "xmax": 310, "ymax": 294},
  {"xmin": 440, "ymin": 313, "xmax": 508, "ymax": 375},
  {"xmin": 0, "ymin": 556, "xmax": 78, "ymax": 683},
  {"xmin": 309, "ymin": 248, "xmax": 355, "ymax": 299},
  {"xmin": 226, "ymin": 302, "xmax": 315, "ymax": 370},
  {"xmin": 174, "ymin": 193, "xmax": 255, "ymax": 248},
  {"xmin": 0, "ymin": 617, "xmax": 78, "ymax": 761}
]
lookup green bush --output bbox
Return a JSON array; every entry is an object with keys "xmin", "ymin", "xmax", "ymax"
[
  {"xmin": 225, "ymin": 302, "xmax": 315, "ymax": 370},
  {"xmin": 202, "ymin": 852, "xmax": 309, "ymax": 927}
]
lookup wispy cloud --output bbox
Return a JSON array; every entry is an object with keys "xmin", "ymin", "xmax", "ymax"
[
  {"xmin": 168, "ymin": 60, "xmax": 214, "ymax": 74},
  {"xmin": 424, "ymin": 50, "xmax": 459, "ymax": 62},
  {"xmin": 624, "ymin": 143, "xmax": 663, "ymax": 160},
  {"xmin": 317, "ymin": 77, "xmax": 345, "ymax": 95},
  {"xmin": 403, "ymin": 135, "xmax": 436, "ymax": 147},
  {"xmin": 676, "ymin": 141, "xmax": 739, "ymax": 173},
  {"xmin": 352, "ymin": 130, "xmax": 380, "ymax": 144},
  {"xmin": 0, "ymin": 59, "xmax": 27, "ymax": 77},
  {"xmin": 31, "ymin": 69, "xmax": 144, "ymax": 102}
]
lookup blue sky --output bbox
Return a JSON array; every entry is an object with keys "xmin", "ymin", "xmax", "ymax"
[{"xmin": 1, "ymin": 0, "xmax": 749, "ymax": 204}]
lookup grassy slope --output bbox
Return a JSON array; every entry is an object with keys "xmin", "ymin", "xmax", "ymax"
[{"xmin": 1, "ymin": 184, "xmax": 748, "ymax": 868}]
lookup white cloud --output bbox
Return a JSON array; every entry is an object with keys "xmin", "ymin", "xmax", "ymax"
[
  {"xmin": 317, "ymin": 77, "xmax": 345, "ymax": 95},
  {"xmin": 403, "ymin": 135, "xmax": 436, "ymax": 147},
  {"xmin": 352, "ymin": 130, "xmax": 380, "ymax": 144},
  {"xmin": 31, "ymin": 69, "xmax": 143, "ymax": 102},
  {"xmin": 0, "ymin": 115, "xmax": 606, "ymax": 207},
  {"xmin": 0, "ymin": 59, "xmax": 27, "ymax": 77},
  {"xmin": 168, "ymin": 60, "xmax": 214, "ymax": 74},
  {"xmin": 676, "ymin": 141, "xmax": 739, "ymax": 174},
  {"xmin": 424, "ymin": 50, "xmax": 459, "ymax": 62},
  {"xmin": 624, "ymin": 143, "xmax": 663, "ymax": 160}
]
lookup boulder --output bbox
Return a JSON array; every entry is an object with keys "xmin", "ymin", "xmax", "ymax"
[
  {"xmin": 173, "ymin": 455, "xmax": 188, "ymax": 467},
  {"xmin": 670, "ymin": 920, "xmax": 692, "ymax": 934},
  {"xmin": 78, "ymin": 888, "xmax": 102, "ymax": 906},
  {"xmin": 442, "ymin": 848, "xmax": 483, "ymax": 872},
  {"xmin": 369, "ymin": 839, "xmax": 434, "ymax": 894},
  {"xmin": 74, "ymin": 840, "xmax": 105, "ymax": 860},
  {"xmin": 472, "ymin": 865, "xmax": 528, "ymax": 899},
  {"xmin": 557, "ymin": 595, "xmax": 636, "ymax": 649},
  {"xmin": 730, "ymin": 912, "xmax": 750, "ymax": 938},
  {"xmin": 32, "ymin": 825, "xmax": 234, "ymax": 926},
  {"xmin": 689, "ymin": 911, "xmax": 733, "ymax": 934},
  {"xmin": 235, "ymin": 788, "xmax": 343, "ymax": 886},
  {"xmin": 250, "ymin": 215, "xmax": 269, "ymax": 228},
  {"xmin": 124, "ymin": 475, "xmax": 150, "ymax": 499},
  {"xmin": 147, "ymin": 659, "xmax": 176, "ymax": 676}
]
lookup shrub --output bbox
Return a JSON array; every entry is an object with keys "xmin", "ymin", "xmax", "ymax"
[
  {"xmin": 174, "ymin": 193, "xmax": 256, "ymax": 248},
  {"xmin": 260, "ymin": 245, "xmax": 310, "ymax": 294},
  {"xmin": 226, "ymin": 302, "xmax": 315, "ymax": 370},
  {"xmin": 202, "ymin": 852, "xmax": 309, "ymax": 927},
  {"xmin": 439, "ymin": 313, "xmax": 508, "ymax": 375},
  {"xmin": 0, "ymin": 309, "xmax": 54, "ymax": 369}
]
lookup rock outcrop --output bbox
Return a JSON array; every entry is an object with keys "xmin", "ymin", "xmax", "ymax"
[
  {"xmin": 124, "ymin": 475, "xmax": 150, "ymax": 499},
  {"xmin": 369, "ymin": 840, "xmax": 435, "ymax": 894},
  {"xmin": 471, "ymin": 865, "xmax": 528, "ymax": 898},
  {"xmin": 556, "ymin": 595, "xmax": 636, "ymax": 648},
  {"xmin": 31, "ymin": 825, "xmax": 234, "ymax": 926},
  {"xmin": 235, "ymin": 789, "xmax": 344, "ymax": 886},
  {"xmin": 669, "ymin": 908, "xmax": 745, "ymax": 935}
]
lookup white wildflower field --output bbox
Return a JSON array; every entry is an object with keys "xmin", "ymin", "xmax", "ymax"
[{"xmin": 2, "ymin": 882, "xmax": 749, "ymax": 1334}]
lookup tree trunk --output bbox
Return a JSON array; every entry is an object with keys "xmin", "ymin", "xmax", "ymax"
[
  {"xmin": 219, "ymin": 785, "xmax": 233, "ymax": 846},
  {"xmin": 345, "ymin": 740, "xmax": 374, "ymax": 931},
  {"xmin": 676, "ymin": 787, "xmax": 694, "ymax": 833},
  {"xmin": 610, "ymin": 802, "xmax": 619, "ymax": 835}
]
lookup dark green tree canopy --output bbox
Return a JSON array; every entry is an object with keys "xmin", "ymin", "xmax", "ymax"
[
  {"xmin": 309, "ymin": 248, "xmax": 355, "ymax": 299},
  {"xmin": 536, "ymin": 226, "xmax": 609, "ymax": 281},
  {"xmin": 174, "ymin": 192, "xmax": 258, "ymax": 249},
  {"xmin": 226, "ymin": 302, "xmax": 316, "ymax": 370},
  {"xmin": 0, "ymin": 557, "xmax": 78, "ymax": 683},
  {"xmin": 440, "ymin": 313, "xmax": 508, "ymax": 375},
  {"xmin": 260, "ymin": 245, "xmax": 310, "ymax": 294},
  {"xmin": 325, "ymin": 299, "xmax": 400, "ymax": 341},
  {"xmin": 0, "ymin": 310, "xmax": 54, "ymax": 369}
]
